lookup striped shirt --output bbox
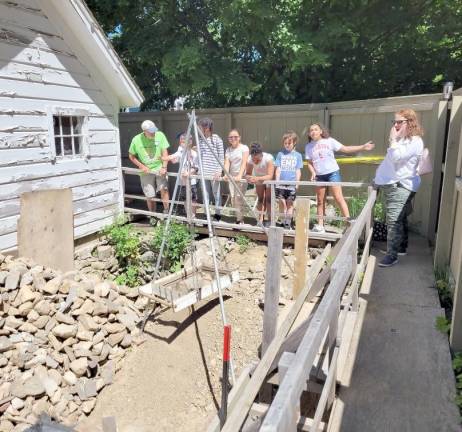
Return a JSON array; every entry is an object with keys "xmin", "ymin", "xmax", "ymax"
[{"xmin": 198, "ymin": 134, "xmax": 224, "ymax": 176}]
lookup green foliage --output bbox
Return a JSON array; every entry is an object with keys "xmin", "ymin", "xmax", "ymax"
[
  {"xmin": 235, "ymin": 234, "xmax": 253, "ymax": 253},
  {"xmin": 434, "ymin": 267, "xmax": 453, "ymax": 311},
  {"xmin": 435, "ymin": 316, "xmax": 451, "ymax": 334},
  {"xmin": 104, "ymin": 217, "xmax": 142, "ymax": 287},
  {"xmin": 347, "ymin": 194, "xmax": 386, "ymax": 222},
  {"xmin": 452, "ymin": 353, "xmax": 462, "ymax": 413},
  {"xmin": 87, "ymin": 0, "xmax": 462, "ymax": 109},
  {"xmin": 151, "ymin": 222, "xmax": 194, "ymax": 271}
]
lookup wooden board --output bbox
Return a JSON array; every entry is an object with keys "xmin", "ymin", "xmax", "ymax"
[{"xmin": 17, "ymin": 188, "xmax": 74, "ymax": 271}]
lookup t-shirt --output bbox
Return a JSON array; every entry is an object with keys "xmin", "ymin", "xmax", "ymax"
[
  {"xmin": 129, "ymin": 131, "xmax": 170, "ymax": 171},
  {"xmin": 305, "ymin": 137, "xmax": 342, "ymax": 175},
  {"xmin": 225, "ymin": 144, "xmax": 249, "ymax": 176},
  {"xmin": 198, "ymin": 134, "xmax": 224, "ymax": 177},
  {"xmin": 275, "ymin": 150, "xmax": 303, "ymax": 189},
  {"xmin": 170, "ymin": 146, "xmax": 199, "ymax": 186},
  {"xmin": 247, "ymin": 152, "xmax": 274, "ymax": 177}
]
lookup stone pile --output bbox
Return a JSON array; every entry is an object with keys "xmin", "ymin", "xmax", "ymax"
[{"xmin": 0, "ymin": 253, "xmax": 147, "ymax": 431}]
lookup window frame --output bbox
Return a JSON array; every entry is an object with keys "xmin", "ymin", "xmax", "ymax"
[{"xmin": 47, "ymin": 106, "xmax": 90, "ymax": 161}]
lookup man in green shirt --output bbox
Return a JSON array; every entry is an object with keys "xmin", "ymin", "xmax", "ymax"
[{"xmin": 128, "ymin": 120, "xmax": 170, "ymax": 213}]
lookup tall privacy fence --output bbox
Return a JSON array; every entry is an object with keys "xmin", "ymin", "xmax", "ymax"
[{"xmin": 119, "ymin": 93, "xmax": 448, "ymax": 240}]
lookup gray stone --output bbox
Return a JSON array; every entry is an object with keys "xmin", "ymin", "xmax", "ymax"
[
  {"xmin": 81, "ymin": 398, "xmax": 96, "ymax": 414},
  {"xmin": 52, "ymin": 324, "xmax": 77, "ymax": 339},
  {"xmin": 69, "ymin": 358, "xmax": 88, "ymax": 377},
  {"xmin": 5, "ymin": 316, "xmax": 22, "ymax": 329},
  {"xmin": 63, "ymin": 371, "xmax": 78, "ymax": 386},
  {"xmin": 11, "ymin": 375, "xmax": 45, "ymax": 398},
  {"xmin": 140, "ymin": 251, "xmax": 156, "ymax": 262},
  {"xmin": 33, "ymin": 315, "xmax": 50, "ymax": 330},
  {"xmin": 34, "ymin": 299, "xmax": 51, "ymax": 316},
  {"xmin": 0, "ymin": 271, "xmax": 9, "ymax": 285},
  {"xmin": 104, "ymin": 322, "xmax": 125, "ymax": 334},
  {"xmin": 42, "ymin": 277, "xmax": 61, "ymax": 295},
  {"xmin": 78, "ymin": 314, "xmax": 99, "ymax": 331},
  {"xmin": 94, "ymin": 281, "xmax": 112, "ymax": 297},
  {"xmin": 97, "ymin": 245, "xmax": 113, "ymax": 261},
  {"xmin": 18, "ymin": 322, "xmax": 37, "ymax": 334},
  {"xmin": 76, "ymin": 378, "xmax": 97, "ymax": 400},
  {"xmin": 107, "ymin": 331, "xmax": 126, "ymax": 347},
  {"xmin": 11, "ymin": 397, "xmax": 25, "ymax": 410},
  {"xmin": 0, "ymin": 336, "xmax": 13, "ymax": 352},
  {"xmin": 55, "ymin": 311, "xmax": 75, "ymax": 325},
  {"xmin": 5, "ymin": 271, "xmax": 21, "ymax": 291}
]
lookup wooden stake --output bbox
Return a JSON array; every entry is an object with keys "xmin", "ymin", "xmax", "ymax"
[{"xmin": 293, "ymin": 198, "xmax": 310, "ymax": 298}]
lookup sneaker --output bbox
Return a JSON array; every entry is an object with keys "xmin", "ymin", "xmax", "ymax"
[
  {"xmin": 283, "ymin": 221, "xmax": 291, "ymax": 230},
  {"xmin": 214, "ymin": 214, "xmax": 221, "ymax": 222},
  {"xmin": 380, "ymin": 248, "xmax": 407, "ymax": 256},
  {"xmin": 378, "ymin": 255, "xmax": 398, "ymax": 267},
  {"xmin": 263, "ymin": 220, "xmax": 271, "ymax": 228},
  {"xmin": 312, "ymin": 224, "xmax": 325, "ymax": 233}
]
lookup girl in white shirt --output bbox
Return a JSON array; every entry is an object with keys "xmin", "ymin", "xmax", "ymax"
[
  {"xmin": 245, "ymin": 142, "xmax": 275, "ymax": 225},
  {"xmin": 305, "ymin": 123, "xmax": 374, "ymax": 233},
  {"xmin": 374, "ymin": 109, "xmax": 424, "ymax": 267},
  {"xmin": 224, "ymin": 129, "xmax": 249, "ymax": 223}
]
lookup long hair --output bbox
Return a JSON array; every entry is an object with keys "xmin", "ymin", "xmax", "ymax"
[
  {"xmin": 397, "ymin": 109, "xmax": 423, "ymax": 137},
  {"xmin": 308, "ymin": 123, "xmax": 330, "ymax": 139}
]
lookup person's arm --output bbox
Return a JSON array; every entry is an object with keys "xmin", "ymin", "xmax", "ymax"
[
  {"xmin": 236, "ymin": 149, "xmax": 249, "ymax": 181},
  {"xmin": 259, "ymin": 159, "xmax": 275, "ymax": 182},
  {"xmin": 388, "ymin": 136, "xmax": 423, "ymax": 162},
  {"xmin": 129, "ymin": 153, "xmax": 150, "ymax": 173},
  {"xmin": 338, "ymin": 141, "xmax": 375, "ymax": 154},
  {"xmin": 245, "ymin": 161, "xmax": 253, "ymax": 178},
  {"xmin": 223, "ymin": 153, "xmax": 231, "ymax": 180},
  {"xmin": 295, "ymin": 168, "xmax": 301, "ymax": 190},
  {"xmin": 306, "ymin": 160, "xmax": 316, "ymax": 181}
]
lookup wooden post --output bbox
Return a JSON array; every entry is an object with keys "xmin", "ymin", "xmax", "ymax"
[
  {"xmin": 293, "ymin": 198, "xmax": 310, "ymax": 299},
  {"xmin": 185, "ymin": 176, "xmax": 192, "ymax": 222},
  {"xmin": 270, "ymin": 184, "xmax": 276, "ymax": 227},
  {"xmin": 450, "ymin": 234, "xmax": 462, "ymax": 351},
  {"xmin": 262, "ymin": 227, "xmax": 284, "ymax": 355}
]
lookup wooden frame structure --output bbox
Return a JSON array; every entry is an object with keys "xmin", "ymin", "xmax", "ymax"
[{"xmin": 213, "ymin": 188, "xmax": 376, "ymax": 431}]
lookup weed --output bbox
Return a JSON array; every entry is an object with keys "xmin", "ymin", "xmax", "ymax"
[
  {"xmin": 104, "ymin": 217, "xmax": 141, "ymax": 267},
  {"xmin": 151, "ymin": 222, "xmax": 194, "ymax": 271},
  {"xmin": 115, "ymin": 265, "xmax": 140, "ymax": 287},
  {"xmin": 435, "ymin": 316, "xmax": 451, "ymax": 334},
  {"xmin": 453, "ymin": 353, "xmax": 462, "ymax": 413},
  {"xmin": 434, "ymin": 267, "xmax": 453, "ymax": 311},
  {"xmin": 236, "ymin": 234, "xmax": 252, "ymax": 253}
]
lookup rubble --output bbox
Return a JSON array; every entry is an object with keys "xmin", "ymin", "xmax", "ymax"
[{"xmin": 0, "ymin": 252, "xmax": 144, "ymax": 429}]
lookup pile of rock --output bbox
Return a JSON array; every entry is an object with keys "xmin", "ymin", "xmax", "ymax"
[{"xmin": 0, "ymin": 253, "xmax": 147, "ymax": 431}]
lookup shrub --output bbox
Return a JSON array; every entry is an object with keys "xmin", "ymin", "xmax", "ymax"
[
  {"xmin": 151, "ymin": 222, "xmax": 194, "ymax": 271},
  {"xmin": 236, "ymin": 234, "xmax": 252, "ymax": 253}
]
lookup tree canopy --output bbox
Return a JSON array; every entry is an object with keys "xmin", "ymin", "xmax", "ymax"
[{"xmin": 86, "ymin": 0, "xmax": 462, "ymax": 110}]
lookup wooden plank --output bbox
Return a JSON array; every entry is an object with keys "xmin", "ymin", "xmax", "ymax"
[
  {"xmin": 259, "ymin": 261, "xmax": 351, "ymax": 431},
  {"xmin": 293, "ymin": 198, "xmax": 310, "ymax": 298},
  {"xmin": 220, "ymin": 244, "xmax": 332, "ymax": 432},
  {"xmin": 0, "ymin": 155, "xmax": 118, "ymax": 185},
  {"xmin": 0, "ymin": 170, "xmax": 118, "ymax": 202},
  {"xmin": 17, "ymin": 189, "xmax": 74, "ymax": 271},
  {"xmin": 0, "ymin": 147, "xmax": 51, "ymax": 167},
  {"xmin": 0, "ymin": 231, "xmax": 17, "ymax": 251},
  {"xmin": 0, "ymin": 132, "xmax": 47, "ymax": 149},
  {"xmin": 262, "ymin": 227, "xmax": 284, "ymax": 355},
  {"xmin": 435, "ymin": 96, "xmax": 462, "ymax": 267}
]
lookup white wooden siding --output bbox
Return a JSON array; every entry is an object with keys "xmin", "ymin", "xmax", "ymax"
[{"xmin": 0, "ymin": 0, "xmax": 123, "ymax": 251}]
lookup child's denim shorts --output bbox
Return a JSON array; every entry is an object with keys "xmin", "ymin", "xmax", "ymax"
[{"xmin": 316, "ymin": 170, "xmax": 342, "ymax": 182}]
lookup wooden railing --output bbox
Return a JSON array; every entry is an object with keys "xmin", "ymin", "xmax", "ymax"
[{"xmin": 215, "ymin": 188, "xmax": 376, "ymax": 431}]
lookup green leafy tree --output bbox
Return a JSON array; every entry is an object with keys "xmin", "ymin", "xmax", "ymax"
[{"xmin": 86, "ymin": 0, "xmax": 462, "ymax": 109}]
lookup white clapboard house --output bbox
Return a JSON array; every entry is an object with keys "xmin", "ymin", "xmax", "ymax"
[{"xmin": 0, "ymin": 0, "xmax": 143, "ymax": 251}]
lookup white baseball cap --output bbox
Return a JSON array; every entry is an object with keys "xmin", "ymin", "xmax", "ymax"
[{"xmin": 141, "ymin": 120, "xmax": 158, "ymax": 133}]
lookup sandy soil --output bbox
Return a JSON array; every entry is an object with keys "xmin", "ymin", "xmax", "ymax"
[{"xmin": 79, "ymin": 242, "xmax": 294, "ymax": 432}]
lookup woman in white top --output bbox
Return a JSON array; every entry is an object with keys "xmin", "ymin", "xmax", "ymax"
[
  {"xmin": 374, "ymin": 109, "xmax": 424, "ymax": 267},
  {"xmin": 245, "ymin": 142, "xmax": 275, "ymax": 225},
  {"xmin": 224, "ymin": 129, "xmax": 249, "ymax": 223}
]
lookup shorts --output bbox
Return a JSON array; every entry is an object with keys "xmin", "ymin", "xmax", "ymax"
[
  {"xmin": 275, "ymin": 188, "xmax": 296, "ymax": 202},
  {"xmin": 140, "ymin": 173, "xmax": 168, "ymax": 198},
  {"xmin": 316, "ymin": 170, "xmax": 342, "ymax": 182}
]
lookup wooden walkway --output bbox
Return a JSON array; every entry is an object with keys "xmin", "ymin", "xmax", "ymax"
[{"xmin": 329, "ymin": 235, "xmax": 460, "ymax": 432}]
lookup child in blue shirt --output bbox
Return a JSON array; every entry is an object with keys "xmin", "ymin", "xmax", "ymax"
[{"xmin": 275, "ymin": 131, "xmax": 303, "ymax": 229}]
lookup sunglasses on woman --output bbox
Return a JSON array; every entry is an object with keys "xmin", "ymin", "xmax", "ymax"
[{"xmin": 392, "ymin": 120, "xmax": 407, "ymax": 125}]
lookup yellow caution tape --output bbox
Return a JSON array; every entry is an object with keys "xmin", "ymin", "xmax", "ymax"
[{"xmin": 303, "ymin": 155, "xmax": 385, "ymax": 166}]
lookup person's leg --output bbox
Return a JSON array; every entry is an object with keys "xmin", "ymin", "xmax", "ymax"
[
  {"xmin": 155, "ymin": 174, "xmax": 170, "ymax": 212},
  {"xmin": 264, "ymin": 186, "xmax": 272, "ymax": 222},
  {"xmin": 400, "ymin": 193, "xmax": 415, "ymax": 252},
  {"xmin": 140, "ymin": 174, "xmax": 156, "ymax": 213},
  {"xmin": 329, "ymin": 185, "xmax": 350, "ymax": 218},
  {"xmin": 212, "ymin": 180, "xmax": 221, "ymax": 217},
  {"xmin": 255, "ymin": 185, "xmax": 265, "ymax": 222},
  {"xmin": 383, "ymin": 184, "xmax": 412, "ymax": 262},
  {"xmin": 316, "ymin": 186, "xmax": 326, "ymax": 227},
  {"xmin": 286, "ymin": 193, "xmax": 295, "ymax": 227}
]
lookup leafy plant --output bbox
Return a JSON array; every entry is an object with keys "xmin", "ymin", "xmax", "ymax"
[
  {"xmin": 104, "ymin": 217, "xmax": 142, "ymax": 287},
  {"xmin": 434, "ymin": 267, "xmax": 453, "ymax": 312},
  {"xmin": 151, "ymin": 222, "xmax": 194, "ymax": 271},
  {"xmin": 435, "ymin": 316, "xmax": 451, "ymax": 334},
  {"xmin": 452, "ymin": 353, "xmax": 462, "ymax": 413},
  {"xmin": 236, "ymin": 234, "xmax": 252, "ymax": 253}
]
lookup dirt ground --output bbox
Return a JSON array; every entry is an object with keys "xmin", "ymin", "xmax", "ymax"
[{"xmin": 79, "ymin": 242, "xmax": 294, "ymax": 432}]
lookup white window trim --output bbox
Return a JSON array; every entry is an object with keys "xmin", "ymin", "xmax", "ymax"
[{"xmin": 47, "ymin": 106, "xmax": 90, "ymax": 161}]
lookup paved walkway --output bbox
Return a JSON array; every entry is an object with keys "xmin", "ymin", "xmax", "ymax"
[{"xmin": 330, "ymin": 234, "xmax": 461, "ymax": 432}]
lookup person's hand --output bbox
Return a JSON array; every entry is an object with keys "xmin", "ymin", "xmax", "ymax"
[
  {"xmin": 181, "ymin": 170, "xmax": 189, "ymax": 178},
  {"xmin": 247, "ymin": 176, "xmax": 256, "ymax": 184},
  {"xmin": 213, "ymin": 172, "xmax": 222, "ymax": 181},
  {"xmin": 389, "ymin": 125, "xmax": 398, "ymax": 143},
  {"xmin": 159, "ymin": 167, "xmax": 167, "ymax": 176},
  {"xmin": 234, "ymin": 175, "xmax": 242, "ymax": 182},
  {"xmin": 141, "ymin": 165, "xmax": 150, "ymax": 174},
  {"xmin": 362, "ymin": 141, "xmax": 375, "ymax": 151},
  {"xmin": 310, "ymin": 173, "xmax": 316, "ymax": 181},
  {"xmin": 161, "ymin": 155, "xmax": 170, "ymax": 162},
  {"xmin": 396, "ymin": 122, "xmax": 408, "ymax": 138}
]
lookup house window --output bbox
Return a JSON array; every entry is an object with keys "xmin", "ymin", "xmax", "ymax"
[
  {"xmin": 48, "ymin": 107, "xmax": 89, "ymax": 160},
  {"xmin": 53, "ymin": 115, "xmax": 84, "ymax": 157}
]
